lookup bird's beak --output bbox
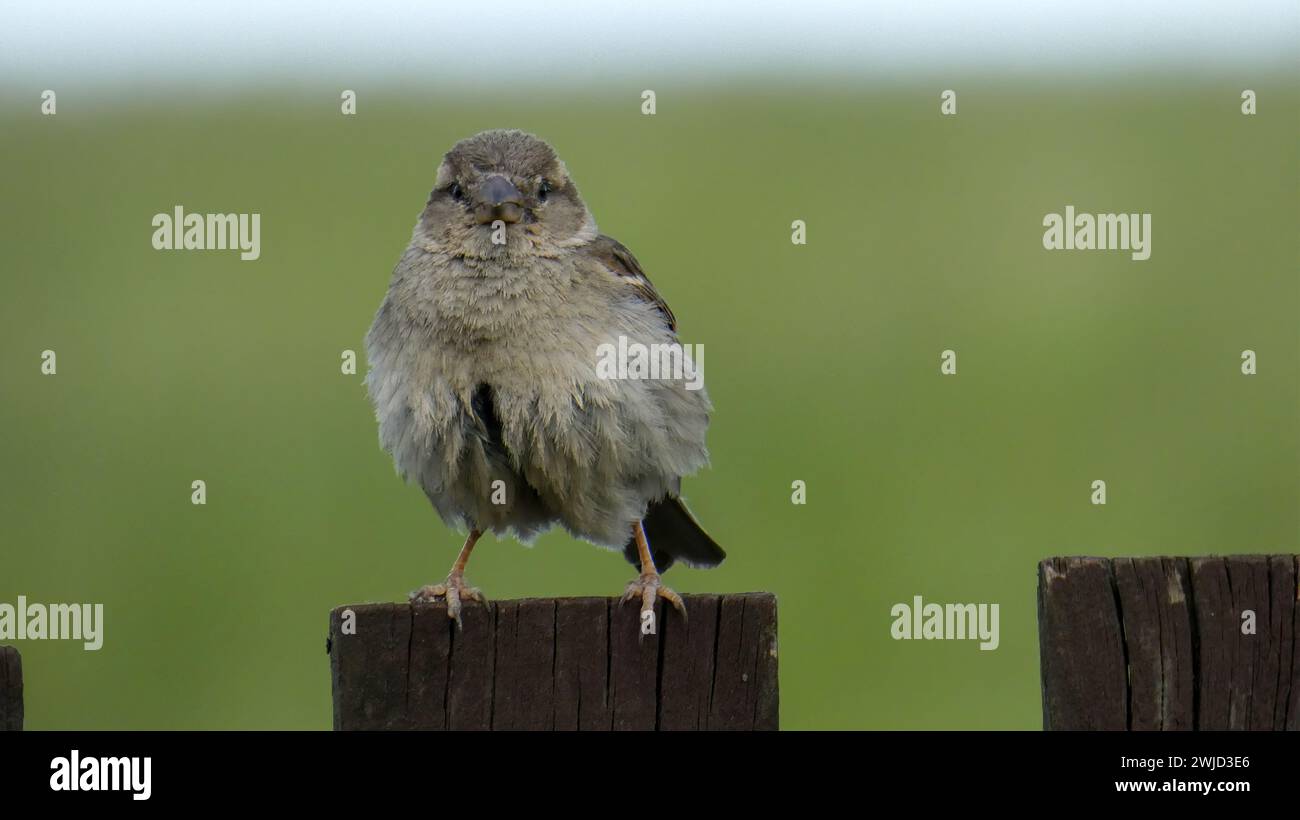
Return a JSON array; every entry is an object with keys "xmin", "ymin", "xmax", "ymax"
[{"xmin": 475, "ymin": 175, "xmax": 524, "ymax": 225}]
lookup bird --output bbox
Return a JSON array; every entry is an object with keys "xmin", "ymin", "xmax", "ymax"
[{"xmin": 364, "ymin": 129, "xmax": 723, "ymax": 634}]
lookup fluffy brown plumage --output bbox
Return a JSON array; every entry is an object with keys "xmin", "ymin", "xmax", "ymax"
[{"xmin": 365, "ymin": 129, "xmax": 722, "ymax": 628}]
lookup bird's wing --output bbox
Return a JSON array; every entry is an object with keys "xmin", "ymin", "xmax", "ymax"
[{"xmin": 586, "ymin": 234, "xmax": 677, "ymax": 331}]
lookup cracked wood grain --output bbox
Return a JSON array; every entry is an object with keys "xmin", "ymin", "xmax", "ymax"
[
  {"xmin": 0, "ymin": 645, "xmax": 20, "ymax": 731},
  {"xmin": 1114, "ymin": 557, "xmax": 1193, "ymax": 730},
  {"xmin": 329, "ymin": 593, "xmax": 778, "ymax": 731},
  {"xmin": 1039, "ymin": 555, "xmax": 1298, "ymax": 731}
]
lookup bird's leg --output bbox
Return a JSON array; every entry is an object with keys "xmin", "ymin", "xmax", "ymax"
[
  {"xmin": 622, "ymin": 521, "xmax": 686, "ymax": 636},
  {"xmin": 410, "ymin": 528, "xmax": 487, "ymax": 627}
]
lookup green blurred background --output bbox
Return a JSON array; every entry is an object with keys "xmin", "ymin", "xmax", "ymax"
[{"xmin": 1, "ymin": 73, "xmax": 1296, "ymax": 728}]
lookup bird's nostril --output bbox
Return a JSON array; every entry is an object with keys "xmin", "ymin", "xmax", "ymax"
[
  {"xmin": 490, "ymin": 202, "xmax": 524, "ymax": 224},
  {"xmin": 475, "ymin": 202, "xmax": 523, "ymax": 225}
]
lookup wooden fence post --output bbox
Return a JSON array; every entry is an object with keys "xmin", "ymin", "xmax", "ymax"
[
  {"xmin": 328, "ymin": 593, "xmax": 778, "ymax": 730},
  {"xmin": 1, "ymin": 646, "xmax": 21, "ymax": 731},
  {"xmin": 1038, "ymin": 555, "xmax": 1299, "ymax": 730}
]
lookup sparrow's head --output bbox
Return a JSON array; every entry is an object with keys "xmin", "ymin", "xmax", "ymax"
[{"xmin": 417, "ymin": 129, "xmax": 596, "ymax": 258}]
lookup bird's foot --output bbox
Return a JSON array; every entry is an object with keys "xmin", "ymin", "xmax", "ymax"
[
  {"xmin": 410, "ymin": 574, "xmax": 486, "ymax": 627},
  {"xmin": 622, "ymin": 573, "xmax": 686, "ymax": 636}
]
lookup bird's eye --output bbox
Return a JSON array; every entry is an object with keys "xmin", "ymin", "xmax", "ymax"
[
  {"xmin": 537, "ymin": 180, "xmax": 553, "ymax": 203},
  {"xmin": 448, "ymin": 182, "xmax": 465, "ymax": 202}
]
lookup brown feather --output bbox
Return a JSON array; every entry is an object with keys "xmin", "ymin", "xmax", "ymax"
[{"xmin": 585, "ymin": 234, "xmax": 677, "ymax": 331}]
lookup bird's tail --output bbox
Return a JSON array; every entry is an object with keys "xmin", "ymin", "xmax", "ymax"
[{"xmin": 623, "ymin": 496, "xmax": 726, "ymax": 572}]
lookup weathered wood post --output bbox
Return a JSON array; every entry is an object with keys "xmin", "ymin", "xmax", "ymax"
[
  {"xmin": 1038, "ymin": 555, "xmax": 1299, "ymax": 730},
  {"xmin": 328, "ymin": 593, "xmax": 778, "ymax": 730},
  {"xmin": 1, "ymin": 646, "xmax": 21, "ymax": 731}
]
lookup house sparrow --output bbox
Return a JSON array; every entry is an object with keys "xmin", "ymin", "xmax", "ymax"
[{"xmin": 365, "ymin": 129, "xmax": 724, "ymax": 633}]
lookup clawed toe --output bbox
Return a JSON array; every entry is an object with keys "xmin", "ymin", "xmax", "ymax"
[
  {"xmin": 622, "ymin": 574, "xmax": 686, "ymax": 636},
  {"xmin": 409, "ymin": 575, "xmax": 486, "ymax": 628},
  {"xmin": 409, "ymin": 583, "xmax": 447, "ymax": 604}
]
